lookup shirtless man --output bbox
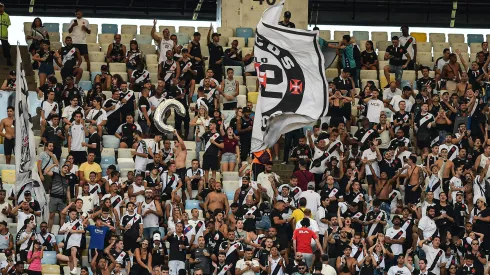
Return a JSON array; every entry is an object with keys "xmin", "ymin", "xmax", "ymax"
[
  {"xmin": 474, "ymin": 145, "xmax": 490, "ymax": 177},
  {"xmin": 0, "ymin": 106, "xmax": 15, "ymax": 164},
  {"xmin": 456, "ymin": 72, "xmax": 472, "ymax": 97},
  {"xmin": 369, "ymin": 164, "xmax": 405, "ymax": 205},
  {"xmin": 336, "ymin": 245, "xmax": 357, "ymax": 275},
  {"xmin": 173, "ymin": 130, "xmax": 187, "ymax": 185},
  {"xmin": 400, "ymin": 156, "xmax": 423, "ymax": 207},
  {"xmin": 435, "ymin": 148, "xmax": 455, "ymax": 194},
  {"xmin": 204, "ymin": 181, "xmax": 229, "ymax": 218},
  {"xmin": 441, "ymin": 53, "xmax": 463, "ymax": 94}
]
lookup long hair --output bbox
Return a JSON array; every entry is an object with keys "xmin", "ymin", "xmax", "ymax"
[{"xmin": 31, "ymin": 17, "xmax": 43, "ymax": 29}]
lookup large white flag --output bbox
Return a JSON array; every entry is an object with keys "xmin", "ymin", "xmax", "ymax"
[
  {"xmin": 251, "ymin": 0, "xmax": 328, "ymax": 152},
  {"xmin": 14, "ymin": 45, "xmax": 48, "ymax": 221}
]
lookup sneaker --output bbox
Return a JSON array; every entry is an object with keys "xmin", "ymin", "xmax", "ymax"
[
  {"xmin": 70, "ymin": 268, "xmax": 77, "ymax": 275},
  {"xmin": 274, "ymin": 157, "xmax": 278, "ymax": 161},
  {"xmin": 280, "ymin": 161, "xmax": 287, "ymax": 165}
]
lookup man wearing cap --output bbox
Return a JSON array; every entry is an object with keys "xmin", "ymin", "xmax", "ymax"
[
  {"xmin": 457, "ymin": 254, "xmax": 477, "ymax": 275},
  {"xmin": 0, "ymin": 3, "xmax": 11, "ymax": 66},
  {"xmin": 152, "ymin": 20, "xmax": 176, "ymax": 64},
  {"xmin": 207, "ymin": 24, "xmax": 224, "ymax": 82},
  {"xmin": 384, "ymin": 36, "xmax": 411, "ymax": 88},
  {"xmin": 59, "ymin": 36, "xmax": 83, "ymax": 84},
  {"xmin": 279, "ymin": 11, "xmax": 295, "ymax": 28},
  {"xmin": 188, "ymin": 31, "xmax": 205, "ymax": 82},
  {"xmin": 299, "ymin": 182, "xmax": 321, "ymax": 217}
]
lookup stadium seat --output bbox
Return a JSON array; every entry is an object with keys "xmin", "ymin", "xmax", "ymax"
[
  {"xmin": 223, "ymin": 181, "xmax": 239, "ymax": 193},
  {"xmin": 360, "ymin": 70, "xmax": 377, "ymax": 81},
  {"xmin": 42, "ymin": 265, "xmax": 61, "ymax": 274},
  {"xmin": 467, "ymin": 34, "xmax": 484, "ymax": 44},
  {"xmin": 222, "ymin": 172, "xmax": 239, "ymax": 181},
  {"xmin": 92, "ymin": 61, "xmax": 106, "ymax": 72},
  {"xmin": 136, "ymin": 34, "xmax": 153, "ymax": 45},
  {"xmin": 390, "ymin": 32, "xmax": 402, "ymax": 39},
  {"xmin": 238, "ymin": 85, "xmax": 247, "ymax": 95},
  {"xmin": 451, "ymin": 42, "xmax": 469, "ymax": 53},
  {"xmin": 225, "ymin": 192, "xmax": 235, "ymax": 201},
  {"xmin": 118, "ymin": 159, "xmax": 135, "ymax": 169},
  {"xmin": 237, "ymin": 95, "xmax": 246, "ymax": 107},
  {"xmin": 377, "ymin": 41, "xmax": 391, "ymax": 51},
  {"xmin": 90, "ymin": 24, "xmax": 99, "ymax": 34},
  {"xmin": 448, "ymin": 33, "xmax": 464, "ymax": 44},
  {"xmin": 334, "ymin": 31, "xmax": 350, "ymax": 41},
  {"xmin": 417, "ymin": 42, "xmax": 432, "ymax": 52},
  {"xmin": 417, "ymin": 52, "xmax": 433, "ymax": 67},
  {"xmin": 245, "ymin": 76, "xmax": 257, "ymax": 86},
  {"xmin": 44, "ymin": 23, "xmax": 59, "ymax": 33},
  {"xmin": 1, "ymin": 170, "xmax": 14, "ymax": 184},
  {"xmin": 0, "ymin": 144, "xmax": 3, "ymax": 154},
  {"xmin": 63, "ymin": 267, "xmax": 80, "ymax": 275},
  {"xmin": 377, "ymin": 51, "xmax": 385, "ymax": 61},
  {"xmin": 146, "ymin": 54, "xmax": 158, "ymax": 65},
  {"xmin": 242, "ymin": 47, "xmax": 253, "ymax": 56},
  {"xmin": 218, "ymin": 27, "xmax": 234, "ymax": 38},
  {"xmin": 326, "ymin": 68, "xmax": 338, "ymax": 80},
  {"xmin": 353, "ymin": 31, "xmax": 369, "ymax": 41},
  {"xmin": 23, "ymin": 21, "xmax": 32, "ymax": 34},
  {"xmin": 50, "ymin": 42, "xmax": 62, "ymax": 51},
  {"xmin": 185, "ymin": 200, "xmax": 200, "ymax": 210},
  {"xmin": 118, "ymin": 148, "xmax": 134, "ymax": 158},
  {"xmin": 179, "ymin": 26, "xmax": 196, "ymax": 38},
  {"xmin": 121, "ymin": 25, "xmax": 137, "ymax": 36},
  {"xmin": 87, "ymin": 33, "xmax": 97, "ymax": 43},
  {"xmin": 402, "ymin": 70, "xmax": 416, "ymax": 82},
  {"xmin": 121, "ymin": 34, "xmax": 134, "ymax": 45},
  {"xmin": 197, "ymin": 27, "xmax": 212, "ymax": 37},
  {"xmin": 119, "ymin": 168, "xmax": 133, "ymax": 178},
  {"xmin": 372, "ymin": 32, "xmax": 388, "ymax": 42},
  {"xmin": 49, "ymin": 32, "xmax": 60, "ymax": 42},
  {"xmin": 87, "ymin": 43, "xmax": 100, "ymax": 52},
  {"xmin": 101, "ymin": 156, "xmax": 116, "ymax": 165},
  {"xmin": 89, "ymin": 52, "xmax": 105, "ymax": 63},
  {"xmin": 140, "ymin": 44, "xmax": 156, "ymax": 56},
  {"xmin": 410, "ymin": 32, "xmax": 427, "ymax": 42},
  {"xmin": 41, "ymin": 251, "xmax": 58, "ymax": 264},
  {"xmin": 98, "ymin": 34, "xmax": 114, "ymax": 44},
  {"xmin": 246, "ymin": 85, "xmax": 256, "ymax": 93},
  {"xmin": 102, "ymin": 148, "xmax": 115, "ymax": 157},
  {"xmin": 248, "ymin": 37, "xmax": 255, "ymax": 48},
  {"xmin": 159, "ymin": 26, "xmax": 176, "ymax": 35},
  {"xmin": 139, "ymin": 25, "xmax": 153, "ymax": 35},
  {"xmin": 470, "ymin": 43, "xmax": 482, "ymax": 54},
  {"xmin": 358, "ymin": 40, "xmax": 368, "ymax": 51},
  {"xmin": 101, "ymin": 24, "xmax": 118, "ymax": 34},
  {"xmin": 90, "ymin": 71, "xmax": 101, "ymax": 82},
  {"xmin": 102, "ymin": 135, "xmax": 120, "ymax": 148},
  {"xmin": 234, "ymin": 76, "xmax": 244, "ymax": 85},
  {"xmin": 248, "ymin": 92, "xmax": 258, "ymax": 104},
  {"xmin": 433, "ymin": 42, "xmax": 450, "ymax": 54},
  {"xmin": 0, "ymin": 164, "xmax": 14, "ymax": 171},
  {"xmin": 236, "ymin": 28, "xmax": 254, "ymax": 45},
  {"xmin": 176, "ymin": 33, "xmax": 189, "ymax": 45},
  {"xmin": 456, "ymin": 52, "xmax": 469, "ymax": 63},
  {"xmin": 78, "ymin": 81, "xmax": 92, "ymax": 91},
  {"xmin": 109, "ymin": 63, "xmax": 127, "ymax": 73},
  {"xmin": 429, "ymin": 33, "xmax": 446, "ymax": 42},
  {"xmin": 319, "ymin": 30, "xmax": 331, "ymax": 41}
]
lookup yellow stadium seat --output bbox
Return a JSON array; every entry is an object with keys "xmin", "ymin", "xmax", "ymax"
[
  {"xmin": 146, "ymin": 54, "xmax": 158, "ymax": 65},
  {"xmin": 235, "ymin": 76, "xmax": 243, "ymax": 85},
  {"xmin": 377, "ymin": 51, "xmax": 385, "ymax": 61},
  {"xmin": 372, "ymin": 32, "xmax": 388, "ymax": 42},
  {"xmin": 326, "ymin": 68, "xmax": 338, "ymax": 79},
  {"xmin": 140, "ymin": 44, "xmax": 156, "ymax": 56},
  {"xmin": 87, "ymin": 43, "xmax": 100, "ymax": 52},
  {"xmin": 218, "ymin": 27, "xmax": 234, "ymax": 38},
  {"xmin": 470, "ymin": 43, "xmax": 482, "ymax": 54},
  {"xmin": 448, "ymin": 34, "xmax": 464, "ymax": 44},
  {"xmin": 98, "ymin": 34, "xmax": 114, "ymax": 44},
  {"xmin": 121, "ymin": 25, "xmax": 137, "ymax": 35},
  {"xmin": 417, "ymin": 52, "xmax": 433, "ymax": 68},
  {"xmin": 88, "ymin": 52, "xmax": 105, "ymax": 63},
  {"xmin": 429, "ymin": 33, "xmax": 446, "ymax": 42},
  {"xmin": 417, "ymin": 42, "xmax": 432, "ymax": 52},
  {"xmin": 360, "ymin": 70, "xmax": 378, "ymax": 80},
  {"xmin": 1, "ymin": 170, "xmax": 14, "ymax": 184},
  {"xmin": 89, "ymin": 24, "xmax": 98, "ymax": 34},
  {"xmin": 48, "ymin": 32, "xmax": 60, "ymax": 42},
  {"xmin": 179, "ymin": 26, "xmax": 196, "ymax": 38},
  {"xmin": 140, "ymin": 25, "xmax": 153, "ymax": 35},
  {"xmin": 158, "ymin": 26, "xmax": 176, "ymax": 35},
  {"xmin": 23, "ymin": 22, "xmax": 31, "ymax": 34},
  {"xmin": 402, "ymin": 70, "xmax": 416, "ymax": 82},
  {"xmin": 86, "ymin": 33, "xmax": 97, "ymax": 43},
  {"xmin": 121, "ymin": 34, "xmax": 134, "ymax": 45},
  {"xmin": 247, "ymin": 38, "xmax": 255, "ymax": 48},
  {"xmin": 197, "ymin": 27, "xmax": 212, "ymax": 37},
  {"xmin": 319, "ymin": 30, "xmax": 331, "ymax": 41},
  {"xmin": 410, "ymin": 32, "xmax": 427, "ymax": 42},
  {"xmin": 109, "ymin": 63, "xmax": 127, "ymax": 73},
  {"xmin": 248, "ymin": 92, "xmax": 259, "ymax": 104},
  {"xmin": 334, "ymin": 31, "xmax": 350, "ymax": 41},
  {"xmin": 451, "ymin": 42, "xmax": 468, "ymax": 53},
  {"xmin": 100, "ymin": 44, "xmax": 110, "ymax": 55},
  {"xmin": 433, "ymin": 42, "xmax": 450, "ymax": 54},
  {"xmin": 380, "ymin": 73, "xmax": 395, "ymax": 88}
]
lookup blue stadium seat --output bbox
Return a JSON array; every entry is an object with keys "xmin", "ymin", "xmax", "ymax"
[
  {"xmin": 44, "ymin": 23, "xmax": 60, "ymax": 33},
  {"xmin": 62, "ymin": 23, "xmax": 71, "ymax": 33},
  {"xmin": 176, "ymin": 33, "xmax": 189, "ymax": 45},
  {"xmin": 102, "ymin": 135, "xmax": 120, "ymax": 149},
  {"xmin": 100, "ymin": 156, "xmax": 116, "ymax": 165},
  {"xmin": 467, "ymin": 34, "xmax": 484, "ymax": 44},
  {"xmin": 303, "ymin": 125, "xmax": 313, "ymax": 135},
  {"xmin": 78, "ymin": 81, "xmax": 92, "ymax": 91},
  {"xmin": 225, "ymin": 66, "xmax": 242, "ymax": 76},
  {"xmin": 236, "ymin": 28, "xmax": 254, "ymax": 45},
  {"xmin": 41, "ymin": 251, "xmax": 57, "ymax": 264},
  {"xmin": 185, "ymin": 200, "xmax": 200, "ymax": 210},
  {"xmin": 191, "ymin": 93, "xmax": 198, "ymax": 103},
  {"xmin": 56, "ymin": 235, "xmax": 64, "ymax": 244},
  {"xmin": 225, "ymin": 191, "xmax": 234, "ymax": 201},
  {"xmin": 0, "ymin": 164, "xmax": 14, "ymax": 171},
  {"xmin": 353, "ymin": 31, "xmax": 369, "ymax": 41},
  {"xmin": 0, "ymin": 144, "xmax": 4, "ymax": 154},
  {"xmin": 101, "ymin": 24, "xmax": 118, "ymax": 34},
  {"xmin": 91, "ymin": 72, "xmax": 101, "ymax": 83}
]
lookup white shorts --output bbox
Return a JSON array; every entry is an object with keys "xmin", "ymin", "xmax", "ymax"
[{"xmin": 169, "ymin": 260, "xmax": 185, "ymax": 275}]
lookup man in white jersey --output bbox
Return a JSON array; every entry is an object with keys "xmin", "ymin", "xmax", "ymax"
[
  {"xmin": 151, "ymin": 19, "xmax": 175, "ymax": 63},
  {"xmin": 131, "ymin": 130, "xmax": 149, "ymax": 176},
  {"xmin": 67, "ymin": 111, "xmax": 87, "ymax": 165},
  {"xmin": 57, "ymin": 208, "xmax": 86, "ymax": 275},
  {"xmin": 68, "ymin": 9, "xmax": 91, "ymax": 71},
  {"xmin": 139, "ymin": 189, "xmax": 163, "ymax": 240},
  {"xmin": 40, "ymin": 90, "xmax": 59, "ymax": 135}
]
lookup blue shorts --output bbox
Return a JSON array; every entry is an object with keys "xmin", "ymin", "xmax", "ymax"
[
  {"xmin": 256, "ymin": 215, "xmax": 271, "ymax": 230},
  {"xmin": 38, "ymin": 63, "xmax": 54, "ymax": 75},
  {"xmin": 221, "ymin": 152, "xmax": 237, "ymax": 164},
  {"xmin": 388, "ymin": 65, "xmax": 404, "ymax": 82}
]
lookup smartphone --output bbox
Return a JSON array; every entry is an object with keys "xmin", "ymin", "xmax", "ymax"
[{"xmin": 74, "ymin": 19, "xmax": 77, "ymax": 24}]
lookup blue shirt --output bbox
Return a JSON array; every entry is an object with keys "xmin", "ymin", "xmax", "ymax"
[
  {"xmin": 86, "ymin": 225, "xmax": 109, "ymax": 249},
  {"xmin": 341, "ymin": 44, "xmax": 356, "ymax": 69}
]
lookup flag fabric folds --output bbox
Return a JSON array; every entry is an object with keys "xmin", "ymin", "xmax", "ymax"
[
  {"xmin": 251, "ymin": 0, "xmax": 329, "ymax": 152},
  {"xmin": 14, "ymin": 45, "xmax": 48, "ymax": 221}
]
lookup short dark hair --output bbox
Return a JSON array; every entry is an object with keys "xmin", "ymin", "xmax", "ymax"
[
  {"xmin": 227, "ymin": 68, "xmax": 234, "ymax": 73},
  {"xmin": 7, "ymin": 106, "xmax": 13, "ymax": 111}
]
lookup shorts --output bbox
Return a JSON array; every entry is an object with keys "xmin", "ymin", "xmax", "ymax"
[
  {"xmin": 38, "ymin": 63, "xmax": 55, "ymax": 75},
  {"xmin": 223, "ymin": 102, "xmax": 237, "ymax": 110},
  {"xmin": 176, "ymin": 168, "xmax": 186, "ymax": 182},
  {"xmin": 256, "ymin": 215, "xmax": 271, "ymax": 230},
  {"xmin": 61, "ymin": 67, "xmax": 76, "ymax": 80},
  {"xmin": 3, "ymin": 137, "xmax": 14, "ymax": 156},
  {"xmin": 123, "ymin": 234, "xmax": 138, "ymax": 252},
  {"xmin": 202, "ymin": 154, "xmax": 219, "ymax": 171},
  {"xmin": 49, "ymin": 196, "xmax": 67, "ymax": 212},
  {"xmin": 63, "ymin": 246, "xmax": 80, "ymax": 257},
  {"xmin": 73, "ymin": 44, "xmax": 88, "ymax": 55},
  {"xmin": 70, "ymin": 150, "xmax": 87, "ymax": 165},
  {"xmin": 388, "ymin": 65, "xmax": 403, "ymax": 82},
  {"xmin": 126, "ymin": 63, "xmax": 137, "ymax": 71},
  {"xmin": 190, "ymin": 180, "xmax": 200, "ymax": 190},
  {"xmin": 221, "ymin": 152, "xmax": 237, "ymax": 164}
]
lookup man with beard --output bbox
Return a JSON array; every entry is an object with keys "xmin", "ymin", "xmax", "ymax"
[
  {"xmin": 102, "ymin": 90, "xmax": 122, "ymax": 135},
  {"xmin": 307, "ymin": 131, "xmax": 330, "ymax": 185},
  {"xmin": 61, "ymin": 76, "xmax": 84, "ymax": 108},
  {"xmin": 235, "ymin": 248, "xmax": 260, "ymax": 275},
  {"xmin": 336, "ymin": 245, "xmax": 356, "ymax": 275},
  {"xmin": 203, "ymin": 182, "xmax": 228, "ymax": 218},
  {"xmin": 270, "ymin": 201, "xmax": 293, "ymax": 253},
  {"xmin": 234, "ymin": 176, "xmax": 260, "ymax": 206},
  {"xmin": 37, "ymin": 75, "xmax": 64, "ymax": 104},
  {"xmin": 418, "ymin": 206, "xmax": 438, "ymax": 240},
  {"xmin": 255, "ymin": 237, "xmax": 273, "ymax": 275},
  {"xmin": 159, "ymin": 50, "xmax": 181, "ymax": 87},
  {"xmin": 472, "ymin": 197, "xmax": 490, "ymax": 252},
  {"xmin": 118, "ymin": 82, "xmax": 136, "ymax": 124},
  {"xmin": 238, "ymin": 195, "xmax": 261, "ymax": 232},
  {"xmin": 189, "ymin": 236, "xmax": 211, "ymax": 274},
  {"xmin": 140, "ymin": 189, "xmax": 163, "ymax": 240},
  {"xmin": 58, "ymin": 36, "xmax": 83, "ymax": 83},
  {"xmin": 453, "ymin": 148, "xmax": 471, "ymax": 171},
  {"xmin": 289, "ymin": 135, "xmax": 312, "ymax": 171},
  {"xmin": 385, "ymin": 215, "xmax": 406, "ymax": 260},
  {"xmin": 36, "ymin": 221, "xmax": 58, "ymax": 252},
  {"xmin": 119, "ymin": 202, "xmax": 143, "ymax": 253},
  {"xmin": 106, "ymin": 239, "xmax": 130, "ymax": 274},
  {"xmin": 219, "ymin": 230, "xmax": 244, "ymax": 275},
  {"xmin": 364, "ymin": 199, "xmax": 388, "ymax": 238},
  {"xmin": 203, "ymin": 218, "xmax": 224, "ymax": 262},
  {"xmin": 185, "ymin": 159, "xmax": 204, "ymax": 200},
  {"xmin": 416, "ymin": 66, "xmax": 436, "ymax": 91}
]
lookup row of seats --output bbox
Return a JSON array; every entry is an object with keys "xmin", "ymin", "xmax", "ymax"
[
  {"xmin": 358, "ymin": 40, "xmax": 485, "ymax": 55},
  {"xmin": 320, "ymin": 30, "xmax": 487, "ymax": 44}
]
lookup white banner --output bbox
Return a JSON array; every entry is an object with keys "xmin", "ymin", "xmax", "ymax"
[
  {"xmin": 251, "ymin": 0, "xmax": 328, "ymax": 152},
  {"xmin": 14, "ymin": 45, "xmax": 48, "ymax": 221}
]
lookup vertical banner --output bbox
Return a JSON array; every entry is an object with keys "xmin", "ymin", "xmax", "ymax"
[{"xmin": 14, "ymin": 45, "xmax": 48, "ymax": 221}]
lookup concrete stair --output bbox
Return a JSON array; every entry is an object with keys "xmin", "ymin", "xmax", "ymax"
[{"xmin": 0, "ymin": 45, "xmax": 36, "ymax": 90}]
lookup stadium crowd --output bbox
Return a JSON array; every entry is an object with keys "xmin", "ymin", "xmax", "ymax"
[{"xmin": 0, "ymin": 3, "xmax": 489, "ymax": 275}]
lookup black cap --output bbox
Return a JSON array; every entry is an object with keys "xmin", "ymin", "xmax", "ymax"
[
  {"xmin": 415, "ymin": 93, "xmax": 424, "ymax": 100},
  {"xmin": 242, "ymin": 107, "xmax": 252, "ymax": 113},
  {"xmin": 212, "ymin": 33, "xmax": 221, "ymax": 38},
  {"xmin": 193, "ymin": 32, "xmax": 201, "ymax": 37},
  {"xmin": 9, "ymin": 70, "xmax": 15, "ymax": 75},
  {"xmin": 284, "ymin": 11, "xmax": 291, "ymax": 18},
  {"xmin": 242, "ymin": 176, "xmax": 250, "ymax": 181},
  {"xmin": 182, "ymin": 48, "xmax": 188, "ymax": 53}
]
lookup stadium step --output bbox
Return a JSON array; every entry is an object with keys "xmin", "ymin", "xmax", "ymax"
[{"xmin": 0, "ymin": 45, "xmax": 36, "ymax": 91}]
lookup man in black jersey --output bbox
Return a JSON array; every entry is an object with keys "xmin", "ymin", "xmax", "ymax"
[
  {"xmin": 105, "ymin": 34, "xmax": 126, "ymax": 63},
  {"xmin": 137, "ymin": 87, "xmax": 151, "ymax": 136},
  {"xmin": 130, "ymin": 59, "xmax": 151, "ymax": 93},
  {"xmin": 37, "ymin": 75, "xmax": 63, "ymax": 105},
  {"xmin": 169, "ymin": 78, "xmax": 190, "ymax": 138},
  {"xmin": 115, "ymin": 114, "xmax": 141, "ymax": 149},
  {"xmin": 207, "ymin": 25, "xmax": 224, "ymax": 82},
  {"xmin": 188, "ymin": 32, "xmax": 205, "ymax": 82},
  {"xmin": 417, "ymin": 66, "xmax": 436, "ymax": 91},
  {"xmin": 102, "ymin": 90, "xmax": 122, "ymax": 135},
  {"xmin": 41, "ymin": 114, "xmax": 64, "ymax": 160},
  {"xmin": 279, "ymin": 11, "xmax": 296, "ymax": 28},
  {"xmin": 58, "ymin": 36, "xmax": 83, "ymax": 84},
  {"xmin": 61, "ymin": 76, "xmax": 83, "ymax": 108},
  {"xmin": 237, "ymin": 107, "xmax": 253, "ymax": 162},
  {"xmin": 200, "ymin": 120, "xmax": 224, "ymax": 184},
  {"xmin": 159, "ymin": 50, "xmax": 180, "ymax": 87}
]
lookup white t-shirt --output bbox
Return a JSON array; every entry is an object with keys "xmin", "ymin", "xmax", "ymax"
[
  {"xmin": 362, "ymin": 149, "xmax": 380, "ymax": 176},
  {"xmin": 148, "ymin": 96, "xmax": 165, "ymax": 111},
  {"xmin": 69, "ymin": 18, "xmax": 90, "ymax": 44},
  {"xmin": 387, "ymin": 265, "xmax": 411, "ymax": 275},
  {"xmin": 17, "ymin": 212, "xmax": 34, "ymax": 234},
  {"xmin": 86, "ymin": 108, "xmax": 108, "ymax": 125},
  {"xmin": 385, "ymin": 227, "xmax": 406, "ymax": 255},
  {"xmin": 435, "ymin": 57, "xmax": 449, "ymax": 71},
  {"xmin": 134, "ymin": 140, "xmax": 149, "ymax": 171},
  {"xmin": 62, "ymin": 105, "xmax": 83, "ymax": 120},
  {"xmin": 390, "ymin": 95, "xmax": 413, "ymax": 113},
  {"xmin": 19, "ymin": 231, "xmax": 36, "ymax": 251},
  {"xmin": 418, "ymin": 216, "xmax": 438, "ymax": 239},
  {"xmin": 383, "ymin": 88, "xmax": 402, "ymax": 102},
  {"xmin": 449, "ymin": 176, "xmax": 463, "ymax": 202},
  {"xmin": 61, "ymin": 219, "xmax": 84, "ymax": 249},
  {"xmin": 159, "ymin": 39, "xmax": 175, "ymax": 63},
  {"xmin": 235, "ymin": 259, "xmax": 260, "ymax": 275},
  {"xmin": 399, "ymin": 35, "xmax": 416, "ymax": 60},
  {"xmin": 78, "ymin": 195, "xmax": 95, "ymax": 214},
  {"xmin": 366, "ymin": 99, "xmax": 384, "ymax": 123},
  {"xmin": 68, "ymin": 122, "xmax": 85, "ymax": 151},
  {"xmin": 41, "ymin": 100, "xmax": 58, "ymax": 119},
  {"xmin": 421, "ymin": 244, "xmax": 444, "ymax": 275},
  {"xmin": 299, "ymin": 190, "xmax": 321, "ymax": 217}
]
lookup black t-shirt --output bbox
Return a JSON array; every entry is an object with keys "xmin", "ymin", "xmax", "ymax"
[
  {"xmin": 42, "ymin": 125, "xmax": 64, "ymax": 147},
  {"xmin": 65, "ymin": 173, "xmax": 79, "ymax": 199},
  {"xmin": 473, "ymin": 207, "xmax": 490, "ymax": 235},
  {"xmin": 201, "ymin": 131, "xmax": 223, "ymax": 156},
  {"xmin": 416, "ymin": 77, "xmax": 436, "ymax": 91},
  {"xmin": 167, "ymin": 233, "xmax": 189, "ymax": 261},
  {"xmin": 137, "ymin": 96, "xmax": 150, "ymax": 121},
  {"xmin": 386, "ymin": 45, "xmax": 407, "ymax": 66},
  {"xmin": 40, "ymin": 83, "xmax": 64, "ymax": 104},
  {"xmin": 270, "ymin": 208, "xmax": 286, "ymax": 231},
  {"xmin": 208, "ymin": 43, "xmax": 224, "ymax": 65},
  {"xmin": 203, "ymin": 230, "xmax": 224, "ymax": 255},
  {"xmin": 87, "ymin": 132, "xmax": 101, "ymax": 157},
  {"xmin": 332, "ymin": 76, "xmax": 353, "ymax": 91},
  {"xmin": 361, "ymin": 50, "xmax": 377, "ymax": 65},
  {"xmin": 278, "ymin": 21, "xmax": 295, "ymax": 28}
]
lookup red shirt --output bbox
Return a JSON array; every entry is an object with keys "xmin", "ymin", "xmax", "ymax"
[
  {"xmin": 292, "ymin": 227, "xmax": 317, "ymax": 253},
  {"xmin": 293, "ymin": 169, "xmax": 315, "ymax": 191},
  {"xmin": 222, "ymin": 136, "xmax": 238, "ymax": 153}
]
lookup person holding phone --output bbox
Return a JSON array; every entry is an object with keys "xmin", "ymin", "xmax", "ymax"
[{"xmin": 68, "ymin": 9, "xmax": 91, "ymax": 72}]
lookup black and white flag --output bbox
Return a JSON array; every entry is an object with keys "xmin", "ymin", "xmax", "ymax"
[
  {"xmin": 251, "ymin": 0, "xmax": 328, "ymax": 152},
  {"xmin": 14, "ymin": 45, "xmax": 48, "ymax": 221}
]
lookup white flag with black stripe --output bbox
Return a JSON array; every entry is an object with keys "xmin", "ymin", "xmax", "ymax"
[
  {"xmin": 251, "ymin": 0, "xmax": 328, "ymax": 152},
  {"xmin": 14, "ymin": 45, "xmax": 48, "ymax": 221}
]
